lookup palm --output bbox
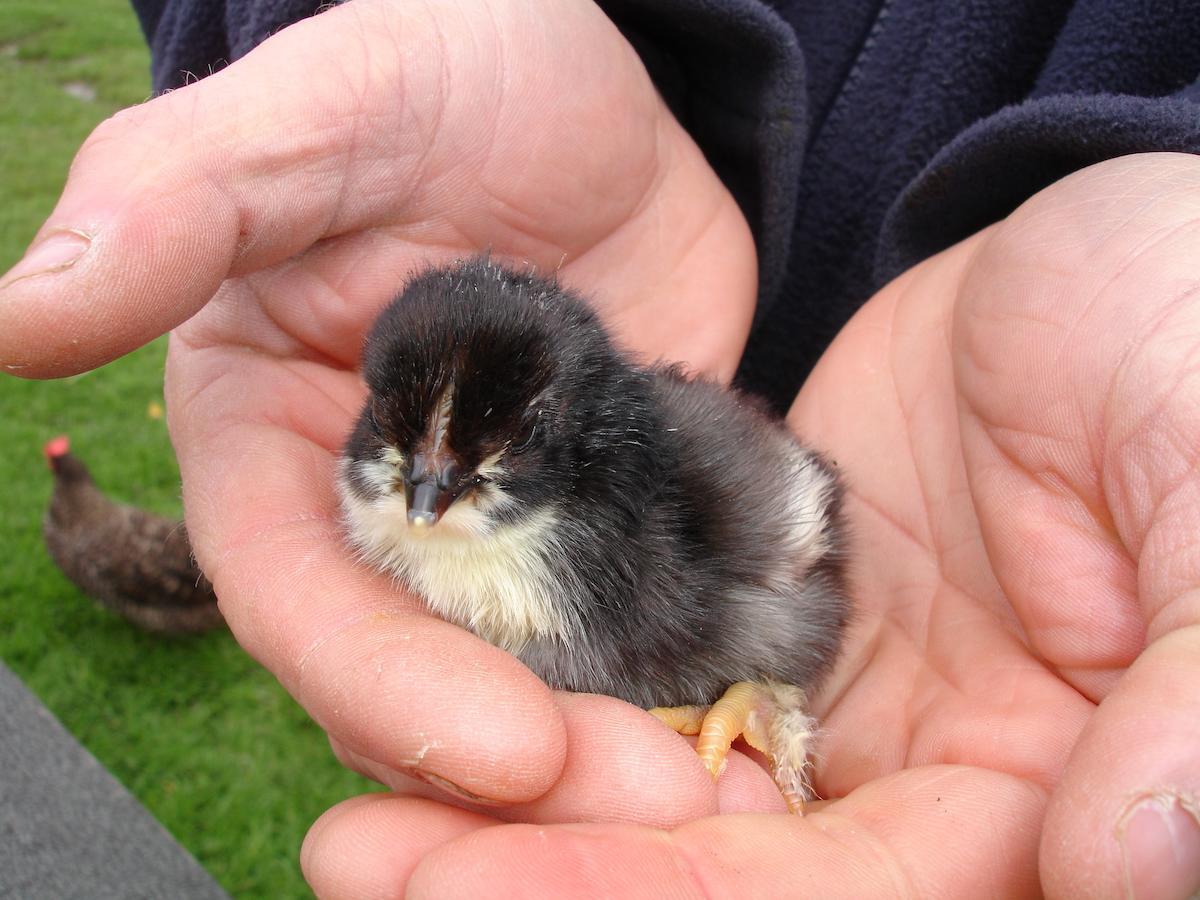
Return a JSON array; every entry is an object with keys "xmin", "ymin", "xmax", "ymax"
[
  {"xmin": 299, "ymin": 157, "xmax": 1200, "ymax": 898},
  {"xmin": 792, "ymin": 234, "xmax": 1098, "ymax": 805}
]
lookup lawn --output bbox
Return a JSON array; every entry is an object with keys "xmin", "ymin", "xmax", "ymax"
[{"xmin": 0, "ymin": 3, "xmax": 374, "ymax": 898}]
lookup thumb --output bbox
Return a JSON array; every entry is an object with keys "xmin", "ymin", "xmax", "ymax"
[
  {"xmin": 1042, "ymin": 631, "xmax": 1200, "ymax": 900},
  {"xmin": 0, "ymin": 0, "xmax": 477, "ymax": 377}
]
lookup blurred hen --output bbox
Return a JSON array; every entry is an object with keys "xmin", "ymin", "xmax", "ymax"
[{"xmin": 43, "ymin": 436, "xmax": 222, "ymax": 635}]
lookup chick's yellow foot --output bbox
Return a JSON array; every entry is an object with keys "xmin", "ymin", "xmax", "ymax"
[
  {"xmin": 650, "ymin": 683, "xmax": 771, "ymax": 777},
  {"xmin": 649, "ymin": 681, "xmax": 816, "ymax": 814}
]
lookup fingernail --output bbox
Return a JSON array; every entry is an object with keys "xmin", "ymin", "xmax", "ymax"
[
  {"xmin": 1119, "ymin": 794, "xmax": 1200, "ymax": 900},
  {"xmin": 1, "ymin": 230, "xmax": 91, "ymax": 286}
]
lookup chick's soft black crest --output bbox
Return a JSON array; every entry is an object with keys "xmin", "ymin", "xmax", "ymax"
[{"xmin": 356, "ymin": 259, "xmax": 660, "ymax": 511}]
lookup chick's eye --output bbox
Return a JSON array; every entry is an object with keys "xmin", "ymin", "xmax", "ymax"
[{"xmin": 511, "ymin": 411, "xmax": 540, "ymax": 454}]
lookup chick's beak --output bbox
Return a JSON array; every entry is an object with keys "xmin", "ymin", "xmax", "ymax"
[{"xmin": 405, "ymin": 452, "xmax": 462, "ymax": 528}]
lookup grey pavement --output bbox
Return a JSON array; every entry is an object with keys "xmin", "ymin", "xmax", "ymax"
[{"xmin": 0, "ymin": 660, "xmax": 230, "ymax": 900}]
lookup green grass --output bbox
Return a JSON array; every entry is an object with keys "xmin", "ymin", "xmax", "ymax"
[{"xmin": 0, "ymin": 4, "xmax": 374, "ymax": 898}]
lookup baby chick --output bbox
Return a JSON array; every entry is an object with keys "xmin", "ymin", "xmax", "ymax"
[{"xmin": 338, "ymin": 259, "xmax": 849, "ymax": 811}]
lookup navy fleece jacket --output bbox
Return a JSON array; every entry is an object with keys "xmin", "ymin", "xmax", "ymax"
[{"xmin": 130, "ymin": 0, "xmax": 1200, "ymax": 410}]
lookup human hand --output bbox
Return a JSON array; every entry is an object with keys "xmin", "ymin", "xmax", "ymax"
[
  {"xmin": 301, "ymin": 153, "xmax": 1200, "ymax": 900},
  {"xmin": 0, "ymin": 0, "xmax": 756, "ymax": 828},
  {"xmin": 0, "ymin": 0, "xmax": 754, "ymax": 381}
]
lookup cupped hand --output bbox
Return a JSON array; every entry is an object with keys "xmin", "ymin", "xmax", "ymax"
[
  {"xmin": 6, "ymin": 0, "xmax": 1197, "ymax": 892},
  {"xmin": 302, "ymin": 154, "xmax": 1200, "ymax": 900},
  {"xmin": 0, "ymin": 0, "xmax": 754, "ymax": 818}
]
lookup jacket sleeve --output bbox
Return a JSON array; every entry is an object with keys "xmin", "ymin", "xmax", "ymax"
[{"xmin": 876, "ymin": 0, "xmax": 1200, "ymax": 284}]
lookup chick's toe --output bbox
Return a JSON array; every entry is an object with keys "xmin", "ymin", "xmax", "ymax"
[{"xmin": 650, "ymin": 681, "xmax": 816, "ymax": 814}]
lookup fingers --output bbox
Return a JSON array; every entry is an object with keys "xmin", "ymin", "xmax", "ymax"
[
  {"xmin": 506, "ymin": 693, "xmax": 784, "ymax": 823},
  {"xmin": 0, "ymin": 0, "xmax": 755, "ymax": 381},
  {"xmin": 305, "ymin": 766, "xmax": 1042, "ymax": 898},
  {"xmin": 953, "ymin": 152, "xmax": 1200, "ymax": 898},
  {"xmin": 223, "ymin": 507, "xmax": 567, "ymax": 804},
  {"xmin": 301, "ymin": 796, "xmax": 498, "ymax": 900},
  {"xmin": 334, "ymin": 692, "xmax": 787, "ymax": 824},
  {"xmin": 211, "ymin": 481, "xmax": 567, "ymax": 804}
]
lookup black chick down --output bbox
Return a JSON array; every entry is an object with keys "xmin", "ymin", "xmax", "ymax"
[{"xmin": 338, "ymin": 258, "xmax": 850, "ymax": 712}]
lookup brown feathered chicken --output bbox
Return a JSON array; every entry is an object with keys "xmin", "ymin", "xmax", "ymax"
[{"xmin": 42, "ymin": 436, "xmax": 223, "ymax": 634}]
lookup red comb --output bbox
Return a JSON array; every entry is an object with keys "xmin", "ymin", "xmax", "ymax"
[{"xmin": 44, "ymin": 435, "xmax": 70, "ymax": 459}]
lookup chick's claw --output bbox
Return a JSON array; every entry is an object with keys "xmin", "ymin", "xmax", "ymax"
[{"xmin": 649, "ymin": 681, "xmax": 816, "ymax": 815}]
